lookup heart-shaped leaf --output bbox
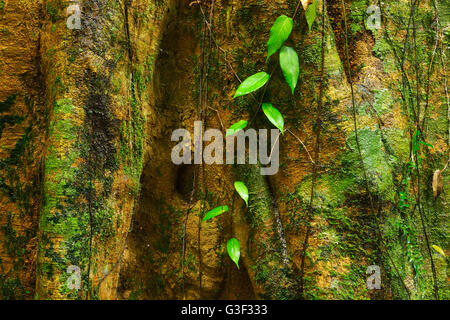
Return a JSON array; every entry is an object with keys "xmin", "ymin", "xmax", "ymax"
[
  {"xmin": 227, "ymin": 238, "xmax": 241, "ymax": 269},
  {"xmin": 280, "ymin": 46, "xmax": 299, "ymax": 94},
  {"xmin": 262, "ymin": 102, "xmax": 284, "ymax": 134},
  {"xmin": 226, "ymin": 120, "xmax": 248, "ymax": 137},
  {"xmin": 233, "ymin": 72, "xmax": 269, "ymax": 98},
  {"xmin": 432, "ymin": 245, "xmax": 446, "ymax": 257},
  {"xmin": 202, "ymin": 206, "xmax": 229, "ymax": 223},
  {"xmin": 267, "ymin": 15, "xmax": 294, "ymax": 59},
  {"xmin": 305, "ymin": 0, "xmax": 318, "ymax": 31},
  {"xmin": 234, "ymin": 181, "xmax": 249, "ymax": 207}
]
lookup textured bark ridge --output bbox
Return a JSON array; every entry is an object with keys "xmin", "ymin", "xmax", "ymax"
[{"xmin": 0, "ymin": 0, "xmax": 448, "ymax": 300}]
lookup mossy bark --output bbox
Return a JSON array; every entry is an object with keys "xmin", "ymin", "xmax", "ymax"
[
  {"xmin": 0, "ymin": 0, "xmax": 447, "ymax": 300},
  {"xmin": 34, "ymin": 0, "xmax": 143, "ymax": 299}
]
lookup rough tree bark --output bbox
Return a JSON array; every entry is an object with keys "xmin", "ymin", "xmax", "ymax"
[{"xmin": 0, "ymin": 0, "xmax": 448, "ymax": 300}]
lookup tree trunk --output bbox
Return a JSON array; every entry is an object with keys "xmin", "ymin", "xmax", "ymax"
[{"xmin": 0, "ymin": 0, "xmax": 448, "ymax": 300}]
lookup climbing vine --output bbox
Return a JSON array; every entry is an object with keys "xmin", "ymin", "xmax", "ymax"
[{"xmin": 195, "ymin": 0, "xmax": 320, "ymax": 274}]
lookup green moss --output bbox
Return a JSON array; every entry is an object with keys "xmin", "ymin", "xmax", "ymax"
[
  {"xmin": 325, "ymin": 35, "xmax": 344, "ymax": 76},
  {"xmin": 153, "ymin": 211, "xmax": 172, "ymax": 254},
  {"xmin": 373, "ymin": 89, "xmax": 394, "ymax": 115},
  {"xmin": 0, "ymin": 274, "xmax": 25, "ymax": 300},
  {"xmin": 0, "ymin": 95, "xmax": 23, "ymax": 140},
  {"xmin": 372, "ymin": 37, "xmax": 390, "ymax": 59},
  {"xmin": 5, "ymin": 126, "xmax": 32, "ymax": 166},
  {"xmin": 0, "ymin": 116, "xmax": 24, "ymax": 140},
  {"xmin": 348, "ymin": 0, "xmax": 371, "ymax": 35},
  {"xmin": 46, "ymin": 0, "xmax": 64, "ymax": 23},
  {"xmin": 372, "ymin": 38, "xmax": 396, "ymax": 73},
  {"xmin": 0, "ymin": 178, "xmax": 14, "ymax": 201},
  {"xmin": 235, "ymin": 164, "xmax": 272, "ymax": 227},
  {"xmin": 0, "ymin": 113, "xmax": 24, "ymax": 137},
  {"xmin": 437, "ymin": 0, "xmax": 450, "ymax": 28},
  {"xmin": 235, "ymin": 164, "xmax": 299, "ymax": 299},
  {"xmin": 37, "ymin": 98, "xmax": 88, "ymax": 297},
  {"xmin": 345, "ymin": 128, "xmax": 395, "ymax": 200},
  {"xmin": 119, "ymin": 76, "xmax": 144, "ymax": 193},
  {"xmin": 383, "ymin": 129, "xmax": 409, "ymax": 162},
  {"xmin": 41, "ymin": 63, "xmax": 143, "ymax": 297},
  {"xmin": 0, "ymin": 94, "xmax": 37, "ymax": 298},
  {"xmin": 1, "ymin": 214, "xmax": 29, "ymax": 258},
  {"xmin": 40, "ymin": 99, "xmax": 80, "ymax": 229},
  {"xmin": 303, "ymin": 37, "xmax": 322, "ymax": 69},
  {"xmin": 0, "ymin": 94, "xmax": 16, "ymax": 112}
]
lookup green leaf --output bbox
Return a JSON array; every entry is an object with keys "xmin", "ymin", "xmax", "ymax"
[
  {"xmin": 305, "ymin": 0, "xmax": 318, "ymax": 31},
  {"xmin": 202, "ymin": 206, "xmax": 229, "ymax": 223},
  {"xmin": 419, "ymin": 140, "xmax": 433, "ymax": 148},
  {"xmin": 233, "ymin": 72, "xmax": 269, "ymax": 98},
  {"xmin": 267, "ymin": 15, "xmax": 294, "ymax": 59},
  {"xmin": 262, "ymin": 102, "xmax": 284, "ymax": 134},
  {"xmin": 432, "ymin": 245, "xmax": 446, "ymax": 257},
  {"xmin": 226, "ymin": 120, "xmax": 248, "ymax": 137},
  {"xmin": 279, "ymin": 46, "xmax": 300, "ymax": 94},
  {"xmin": 227, "ymin": 238, "xmax": 241, "ymax": 269},
  {"xmin": 234, "ymin": 181, "xmax": 249, "ymax": 207}
]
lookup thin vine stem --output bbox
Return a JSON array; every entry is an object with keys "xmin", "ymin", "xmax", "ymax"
[
  {"xmin": 181, "ymin": 5, "xmax": 208, "ymax": 298},
  {"xmin": 287, "ymin": 129, "xmax": 315, "ymax": 165},
  {"xmin": 377, "ymin": 0, "xmax": 418, "ymax": 130},
  {"xmin": 439, "ymin": 1, "xmax": 450, "ymax": 173},
  {"xmin": 410, "ymin": 0, "xmax": 439, "ymax": 299},
  {"xmin": 341, "ymin": 0, "xmax": 411, "ymax": 299},
  {"xmin": 292, "ymin": 0, "xmax": 304, "ymax": 20},
  {"xmin": 250, "ymin": 0, "xmax": 306, "ymax": 125},
  {"xmin": 299, "ymin": 0, "xmax": 325, "ymax": 297},
  {"xmin": 421, "ymin": 0, "xmax": 440, "ymax": 132}
]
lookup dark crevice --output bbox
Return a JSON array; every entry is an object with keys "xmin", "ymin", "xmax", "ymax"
[
  {"xmin": 325, "ymin": 0, "xmax": 375, "ymax": 82},
  {"xmin": 175, "ymin": 164, "xmax": 197, "ymax": 202}
]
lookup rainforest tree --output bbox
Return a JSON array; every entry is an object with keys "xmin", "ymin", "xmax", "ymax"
[{"xmin": 0, "ymin": 0, "xmax": 448, "ymax": 300}]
